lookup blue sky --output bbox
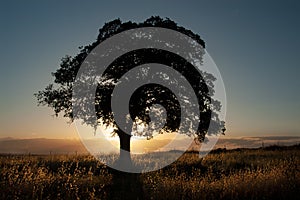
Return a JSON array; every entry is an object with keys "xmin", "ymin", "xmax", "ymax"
[{"xmin": 0, "ymin": 0, "xmax": 299, "ymax": 139}]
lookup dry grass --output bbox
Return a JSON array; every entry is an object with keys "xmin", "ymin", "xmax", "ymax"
[{"xmin": 0, "ymin": 145, "xmax": 299, "ymax": 199}]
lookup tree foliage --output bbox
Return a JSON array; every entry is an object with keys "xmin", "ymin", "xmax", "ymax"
[{"xmin": 35, "ymin": 16, "xmax": 225, "ymax": 143}]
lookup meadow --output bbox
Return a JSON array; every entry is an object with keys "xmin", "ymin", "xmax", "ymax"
[{"xmin": 0, "ymin": 145, "xmax": 299, "ymax": 199}]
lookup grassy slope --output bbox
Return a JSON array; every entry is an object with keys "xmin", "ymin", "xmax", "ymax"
[{"xmin": 0, "ymin": 145, "xmax": 299, "ymax": 200}]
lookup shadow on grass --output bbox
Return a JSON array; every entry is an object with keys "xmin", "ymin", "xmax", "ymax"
[{"xmin": 106, "ymin": 166, "xmax": 143, "ymax": 200}]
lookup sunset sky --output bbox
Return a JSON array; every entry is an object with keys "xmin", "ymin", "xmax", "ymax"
[{"xmin": 0, "ymin": 0, "xmax": 299, "ymax": 140}]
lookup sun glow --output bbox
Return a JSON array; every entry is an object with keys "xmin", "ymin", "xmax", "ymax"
[{"xmin": 75, "ymin": 119, "xmax": 193, "ymax": 154}]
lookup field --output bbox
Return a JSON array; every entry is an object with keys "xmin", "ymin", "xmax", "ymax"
[{"xmin": 0, "ymin": 145, "xmax": 299, "ymax": 200}]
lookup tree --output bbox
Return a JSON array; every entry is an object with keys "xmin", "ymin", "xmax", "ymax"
[{"xmin": 35, "ymin": 16, "xmax": 225, "ymax": 168}]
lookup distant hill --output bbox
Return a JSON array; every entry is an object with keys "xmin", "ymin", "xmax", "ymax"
[
  {"xmin": 0, "ymin": 138, "xmax": 88, "ymax": 154},
  {"xmin": 0, "ymin": 136, "xmax": 299, "ymax": 154},
  {"xmin": 212, "ymin": 136, "xmax": 300, "ymax": 149}
]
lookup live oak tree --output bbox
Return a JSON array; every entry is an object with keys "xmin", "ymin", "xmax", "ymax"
[{"xmin": 35, "ymin": 16, "xmax": 225, "ymax": 166}]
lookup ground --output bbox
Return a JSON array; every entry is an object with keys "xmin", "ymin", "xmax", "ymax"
[{"xmin": 0, "ymin": 145, "xmax": 299, "ymax": 199}]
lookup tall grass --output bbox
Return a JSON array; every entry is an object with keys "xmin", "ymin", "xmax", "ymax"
[{"xmin": 0, "ymin": 146, "xmax": 299, "ymax": 199}]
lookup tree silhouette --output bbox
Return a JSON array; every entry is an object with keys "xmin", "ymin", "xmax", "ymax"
[{"xmin": 35, "ymin": 16, "xmax": 225, "ymax": 168}]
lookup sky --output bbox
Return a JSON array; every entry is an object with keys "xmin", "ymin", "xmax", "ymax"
[{"xmin": 0, "ymin": 0, "xmax": 299, "ymax": 140}]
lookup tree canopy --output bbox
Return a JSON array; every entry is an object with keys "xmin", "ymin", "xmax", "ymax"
[{"xmin": 35, "ymin": 16, "xmax": 225, "ymax": 144}]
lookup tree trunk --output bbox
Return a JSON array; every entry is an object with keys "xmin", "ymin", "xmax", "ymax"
[
  {"xmin": 115, "ymin": 129, "xmax": 133, "ymax": 170},
  {"xmin": 109, "ymin": 129, "xmax": 144, "ymax": 199}
]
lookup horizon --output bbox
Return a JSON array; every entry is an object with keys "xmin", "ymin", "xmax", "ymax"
[
  {"xmin": 2, "ymin": 134, "xmax": 300, "ymax": 140},
  {"xmin": 1, "ymin": 135, "xmax": 299, "ymax": 155}
]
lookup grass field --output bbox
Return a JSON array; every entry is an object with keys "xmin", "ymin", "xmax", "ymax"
[{"xmin": 0, "ymin": 145, "xmax": 299, "ymax": 199}]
